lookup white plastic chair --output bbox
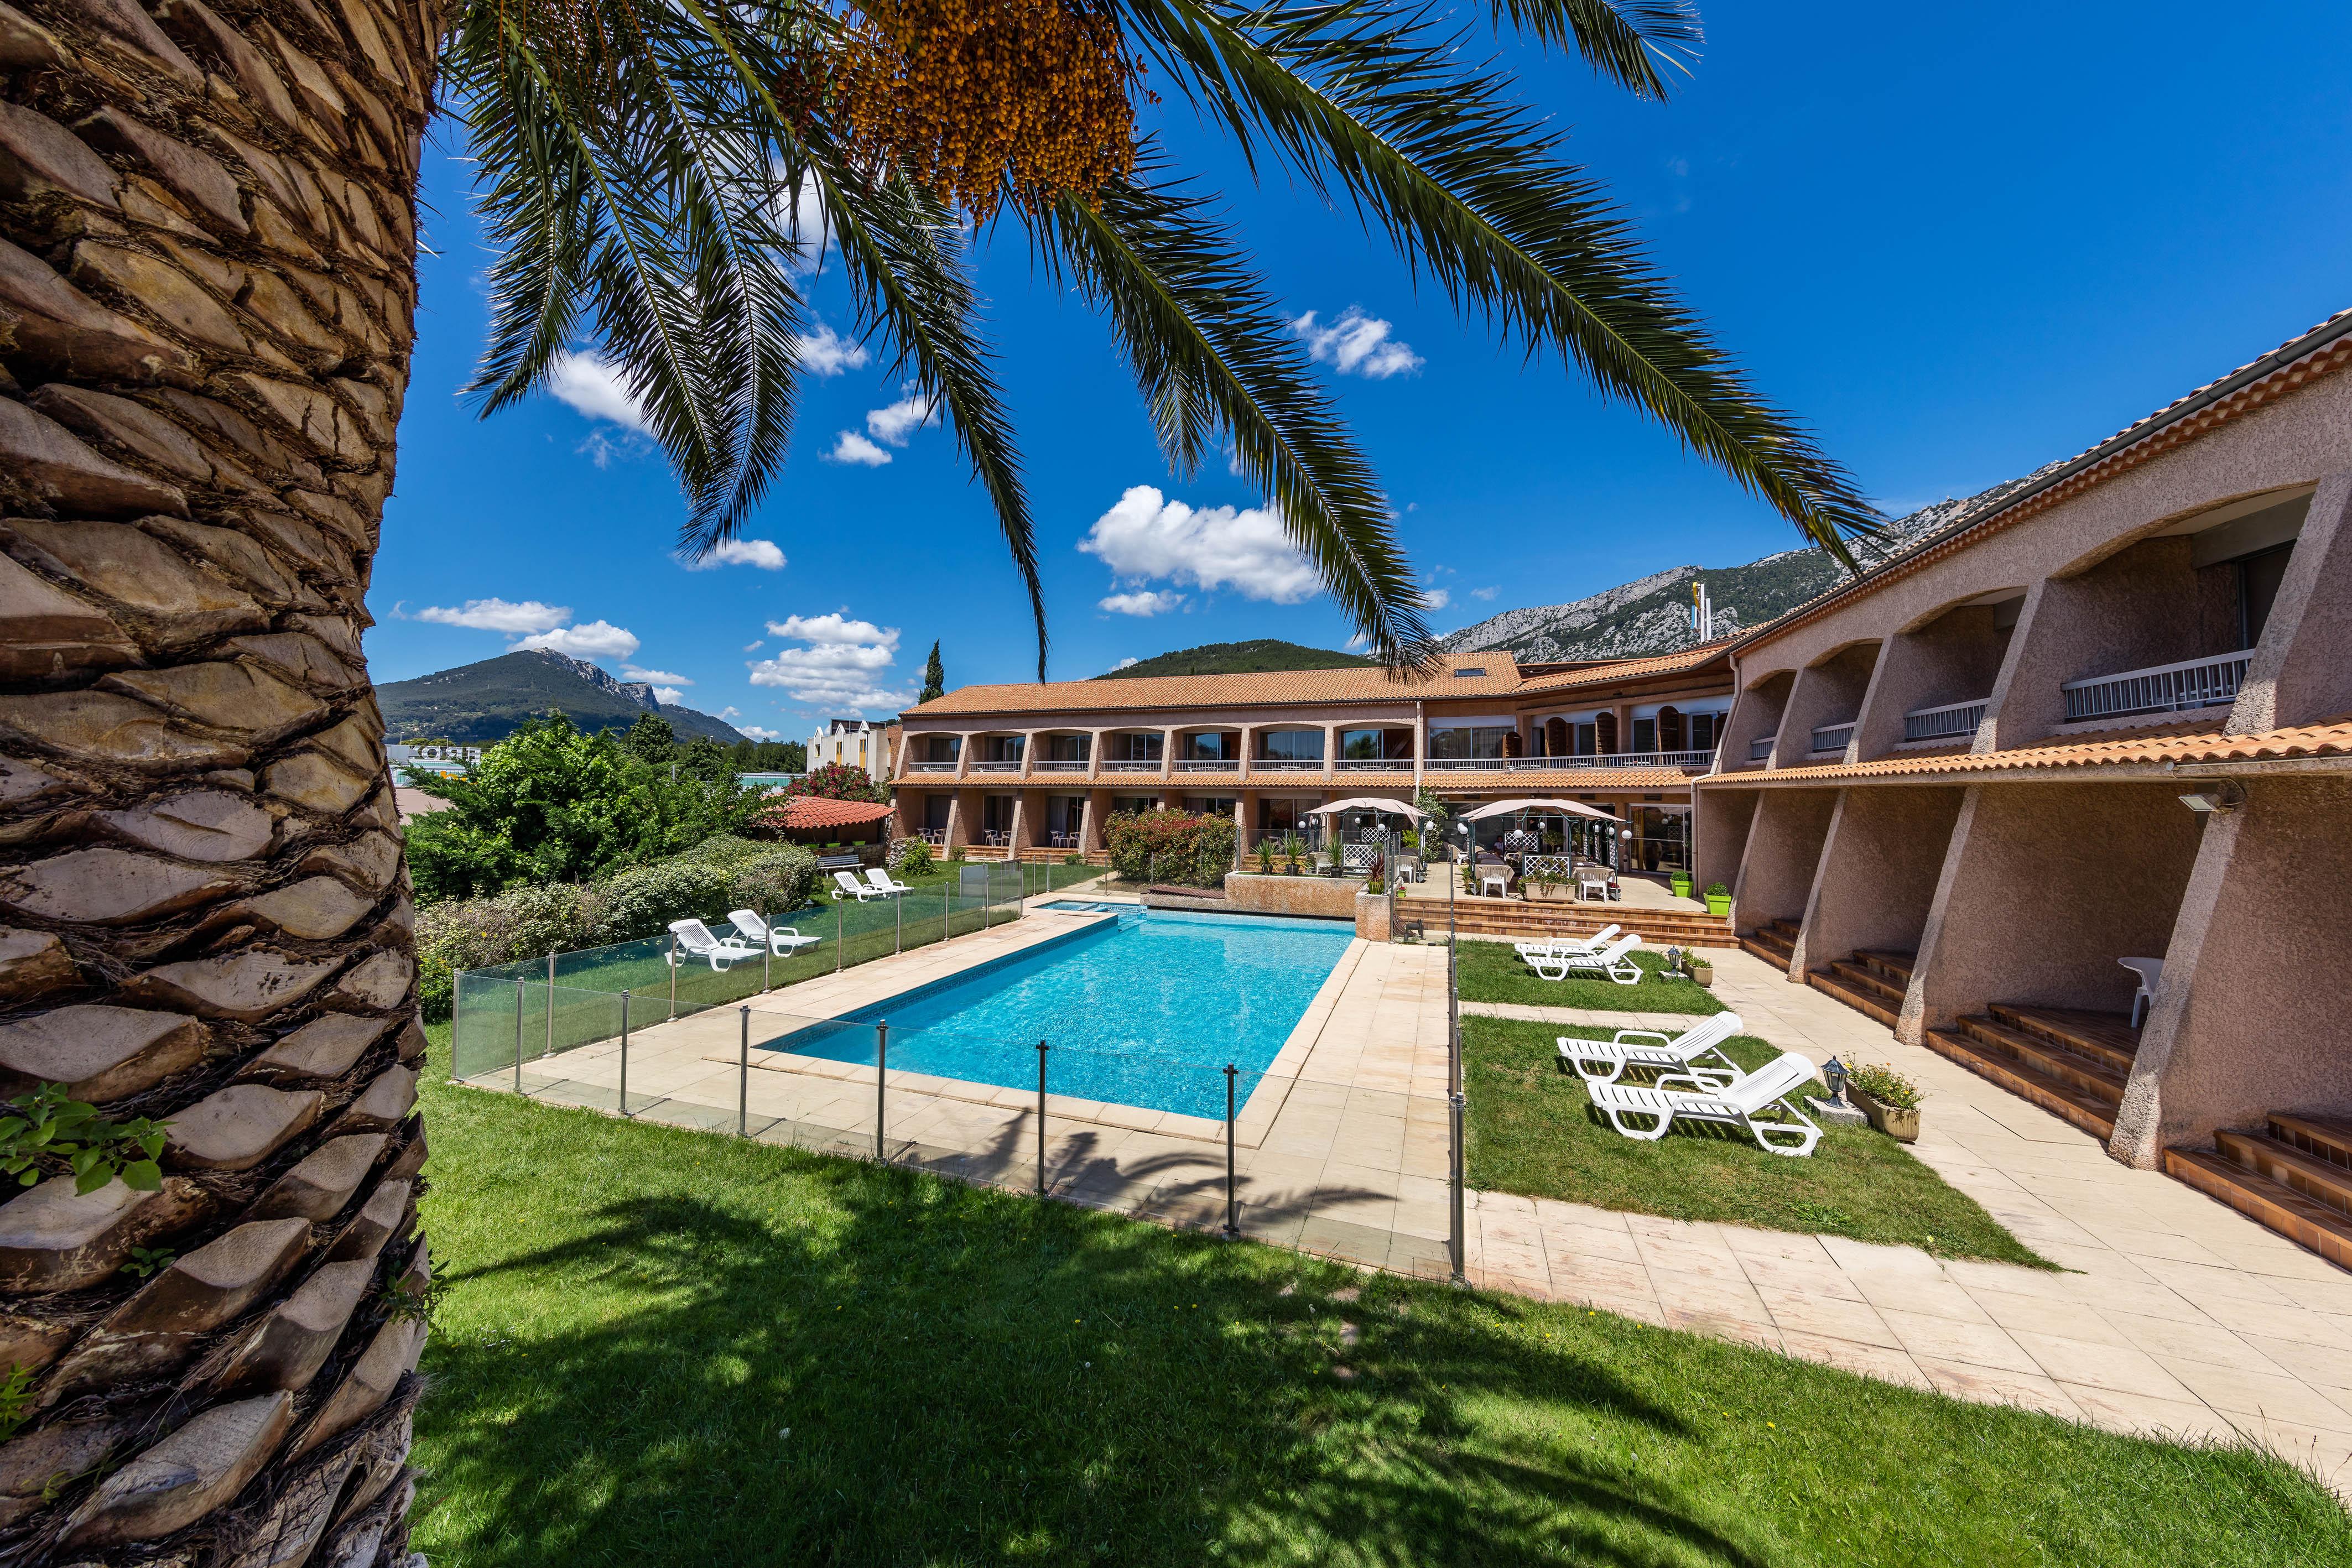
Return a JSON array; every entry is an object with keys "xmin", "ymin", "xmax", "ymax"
[
  {"xmin": 2119, "ymin": 957, "xmax": 2164, "ymax": 1028},
  {"xmin": 1557, "ymin": 1011, "xmax": 1744, "ymax": 1087},
  {"xmin": 1586, "ymin": 1051, "xmax": 1823, "ymax": 1157},
  {"xmin": 1531, "ymin": 933, "xmax": 1643, "ymax": 986},
  {"xmin": 727, "ymin": 909, "xmax": 821, "ymax": 956},
  {"xmin": 863, "ymin": 868, "xmax": 912, "ymax": 896},
  {"xmin": 667, "ymin": 919, "xmax": 762, "ymax": 972},
  {"xmin": 832, "ymin": 870, "xmax": 889, "ymax": 902}
]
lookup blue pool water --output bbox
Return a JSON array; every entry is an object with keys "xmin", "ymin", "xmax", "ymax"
[{"xmin": 770, "ymin": 910, "xmax": 1353, "ymax": 1117}]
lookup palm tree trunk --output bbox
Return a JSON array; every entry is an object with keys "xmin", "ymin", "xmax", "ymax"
[{"xmin": 0, "ymin": 0, "xmax": 439, "ymax": 1560}]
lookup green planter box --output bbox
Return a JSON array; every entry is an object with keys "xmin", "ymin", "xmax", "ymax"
[
  {"xmin": 1705, "ymin": 892, "xmax": 1732, "ymax": 917},
  {"xmin": 1670, "ymin": 873, "xmax": 1693, "ymax": 898}
]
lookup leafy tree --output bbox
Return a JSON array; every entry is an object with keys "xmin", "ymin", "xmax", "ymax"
[
  {"xmin": 784, "ymin": 763, "xmax": 890, "ymax": 804},
  {"xmin": 920, "ymin": 642, "xmax": 947, "ymax": 703},
  {"xmin": 678, "ymin": 735, "xmax": 735, "ymax": 784},
  {"xmin": 622, "ymin": 713, "xmax": 679, "ymax": 767},
  {"xmin": 405, "ymin": 717, "xmax": 756, "ymax": 900}
]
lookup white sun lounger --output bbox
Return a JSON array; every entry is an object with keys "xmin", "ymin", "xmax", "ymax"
[
  {"xmin": 727, "ymin": 908, "xmax": 821, "ymax": 956},
  {"xmin": 667, "ymin": 918, "xmax": 763, "ymax": 972},
  {"xmin": 1517, "ymin": 926, "xmax": 1620, "ymax": 965},
  {"xmin": 1531, "ymin": 932, "xmax": 1643, "ymax": 985},
  {"xmin": 1557, "ymin": 1010, "xmax": 1744, "ymax": 1087},
  {"xmin": 862, "ymin": 868, "xmax": 912, "ymax": 895},
  {"xmin": 1586, "ymin": 1051, "xmax": 1823, "ymax": 1157},
  {"xmin": 832, "ymin": 869, "xmax": 891, "ymax": 902}
]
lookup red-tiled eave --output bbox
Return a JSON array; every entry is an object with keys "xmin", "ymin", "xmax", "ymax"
[
  {"xmin": 1700, "ymin": 716, "xmax": 2352, "ymax": 786},
  {"xmin": 1513, "ymin": 640, "xmax": 1737, "ymax": 695},
  {"xmin": 761, "ymin": 795, "xmax": 897, "ymax": 830}
]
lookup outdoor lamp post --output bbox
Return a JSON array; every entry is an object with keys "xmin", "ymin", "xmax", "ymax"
[{"xmin": 1823, "ymin": 1056, "xmax": 1851, "ymax": 1105}]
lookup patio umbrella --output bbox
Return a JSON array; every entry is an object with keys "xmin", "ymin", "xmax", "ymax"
[
  {"xmin": 1459, "ymin": 797, "xmax": 1619, "ymax": 821},
  {"xmin": 1305, "ymin": 797, "xmax": 1425, "ymax": 820}
]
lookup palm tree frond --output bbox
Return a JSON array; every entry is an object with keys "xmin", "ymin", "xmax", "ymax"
[{"xmin": 1485, "ymin": 0, "xmax": 1701, "ymax": 98}]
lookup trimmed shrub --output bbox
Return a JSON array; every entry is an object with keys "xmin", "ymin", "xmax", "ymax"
[
  {"xmin": 725, "ymin": 846, "xmax": 820, "ymax": 918},
  {"xmin": 414, "ymin": 882, "xmax": 608, "ymax": 1022},
  {"xmin": 888, "ymin": 837, "xmax": 935, "ymax": 876},
  {"xmin": 1104, "ymin": 809, "xmax": 1237, "ymax": 888},
  {"xmin": 592, "ymin": 858, "xmax": 736, "ymax": 945}
]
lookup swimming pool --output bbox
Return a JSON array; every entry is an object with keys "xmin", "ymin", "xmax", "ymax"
[{"xmin": 769, "ymin": 909, "xmax": 1354, "ymax": 1117}]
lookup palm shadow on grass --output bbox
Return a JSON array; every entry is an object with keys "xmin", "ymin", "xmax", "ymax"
[{"xmin": 413, "ymin": 1077, "xmax": 2350, "ymax": 1567}]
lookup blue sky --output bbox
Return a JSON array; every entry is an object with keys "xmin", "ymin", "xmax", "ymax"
[{"xmin": 364, "ymin": 1, "xmax": 2352, "ymax": 741}]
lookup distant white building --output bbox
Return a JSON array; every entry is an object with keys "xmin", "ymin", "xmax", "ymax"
[
  {"xmin": 808, "ymin": 718, "xmax": 892, "ymax": 779},
  {"xmin": 385, "ymin": 742, "xmax": 483, "ymax": 783}
]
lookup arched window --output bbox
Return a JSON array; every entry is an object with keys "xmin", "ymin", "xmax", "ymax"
[
  {"xmin": 1658, "ymin": 706, "xmax": 1685, "ymax": 752},
  {"xmin": 1545, "ymin": 717, "xmax": 1569, "ymax": 756},
  {"xmin": 1595, "ymin": 712, "xmax": 1619, "ymax": 754}
]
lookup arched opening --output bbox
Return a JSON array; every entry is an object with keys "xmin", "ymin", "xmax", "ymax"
[
  {"xmin": 1544, "ymin": 716, "xmax": 1569, "ymax": 756},
  {"xmin": 1594, "ymin": 711, "xmax": 1619, "ymax": 754},
  {"xmin": 1658, "ymin": 706, "xmax": 1685, "ymax": 752}
]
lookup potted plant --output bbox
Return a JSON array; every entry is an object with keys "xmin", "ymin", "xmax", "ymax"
[
  {"xmin": 1704, "ymin": 881, "xmax": 1732, "ymax": 917},
  {"xmin": 1670, "ymin": 869, "xmax": 1694, "ymax": 899},
  {"xmin": 1843, "ymin": 1059, "xmax": 1924, "ymax": 1142},
  {"xmin": 1522, "ymin": 867, "xmax": 1573, "ymax": 903},
  {"xmin": 1256, "ymin": 840, "xmax": 1276, "ymax": 874},
  {"xmin": 1687, "ymin": 955, "xmax": 1714, "ymax": 986}
]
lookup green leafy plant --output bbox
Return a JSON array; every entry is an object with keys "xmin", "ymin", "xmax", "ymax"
[
  {"xmin": 0, "ymin": 1363, "xmax": 34, "ymax": 1443},
  {"xmin": 1103, "ymin": 809, "xmax": 1238, "ymax": 889},
  {"xmin": 1706, "ymin": 882, "xmax": 1729, "ymax": 897},
  {"xmin": 1845, "ymin": 1059, "xmax": 1924, "ymax": 1111},
  {"xmin": 119, "ymin": 1246, "xmax": 176, "ymax": 1279},
  {"xmin": 0, "ymin": 1085, "xmax": 169, "ymax": 1195},
  {"xmin": 889, "ymin": 837, "xmax": 935, "ymax": 877},
  {"xmin": 1254, "ymin": 840, "xmax": 1277, "ymax": 874},
  {"xmin": 377, "ymin": 1253, "xmax": 451, "ymax": 1327}
]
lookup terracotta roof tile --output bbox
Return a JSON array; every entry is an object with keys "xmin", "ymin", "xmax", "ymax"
[
  {"xmin": 1703, "ymin": 716, "xmax": 2352, "ymax": 784},
  {"xmin": 904, "ymin": 656, "xmax": 1528, "ymax": 717},
  {"xmin": 762, "ymin": 795, "xmax": 897, "ymax": 829},
  {"xmin": 1513, "ymin": 640, "xmax": 1737, "ymax": 695}
]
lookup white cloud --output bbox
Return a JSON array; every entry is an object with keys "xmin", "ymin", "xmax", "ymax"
[
  {"xmin": 740, "ymin": 725, "xmax": 783, "ymax": 741},
  {"xmin": 417, "ymin": 597, "xmax": 570, "ymax": 634},
  {"xmin": 1425, "ymin": 587, "xmax": 1452, "ymax": 611},
  {"xmin": 828, "ymin": 431, "xmax": 891, "ymax": 466},
  {"xmin": 1079, "ymin": 485, "xmax": 1320, "ymax": 605},
  {"xmin": 652, "ymin": 686, "xmax": 685, "ymax": 706},
  {"xmin": 866, "ymin": 389, "xmax": 937, "ymax": 447},
  {"xmin": 684, "ymin": 538, "xmax": 788, "ymax": 571},
  {"xmin": 794, "ymin": 321, "xmax": 869, "ymax": 377},
  {"xmin": 1100, "ymin": 590, "xmax": 1184, "ymax": 617},
  {"xmin": 547, "ymin": 351, "xmax": 652, "ymax": 432},
  {"xmin": 1113, "ymin": 656, "xmax": 1139, "ymax": 670},
  {"xmin": 719, "ymin": 706, "xmax": 742, "ymax": 720},
  {"xmin": 1292, "ymin": 308, "xmax": 1423, "ymax": 379},
  {"xmin": 518, "ymin": 619, "xmax": 641, "ymax": 659},
  {"xmin": 622, "ymin": 666, "xmax": 691, "ymax": 685},
  {"xmin": 579, "ymin": 431, "xmax": 623, "ymax": 468},
  {"xmin": 767, "ymin": 613, "xmax": 893, "ymax": 646},
  {"xmin": 1345, "ymin": 631, "xmax": 1368, "ymax": 650},
  {"xmin": 743, "ymin": 640, "xmax": 764, "ymax": 653},
  {"xmin": 748, "ymin": 611, "xmax": 910, "ymax": 712},
  {"xmin": 777, "ymin": 169, "xmax": 830, "ymax": 273},
  {"xmin": 1471, "ymin": 586, "xmax": 1499, "ymax": 601}
]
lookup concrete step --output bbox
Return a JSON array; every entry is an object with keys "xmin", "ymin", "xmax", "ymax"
[
  {"xmin": 1986, "ymin": 1004, "xmax": 2140, "ymax": 1073},
  {"xmin": 2271, "ymin": 1112, "xmax": 2352, "ymax": 1172},
  {"xmin": 1825, "ymin": 958, "xmax": 1906, "ymax": 1006},
  {"xmin": 1856, "ymin": 949, "xmax": 1917, "ymax": 986},
  {"xmin": 1924, "ymin": 1028, "xmax": 2119, "ymax": 1142},
  {"xmin": 1744, "ymin": 925, "xmax": 1796, "ymax": 957},
  {"xmin": 1953, "ymin": 1016, "xmax": 2128, "ymax": 1104},
  {"xmin": 2215, "ymin": 1129, "xmax": 2352, "ymax": 1220},
  {"xmin": 2165, "ymin": 1148, "xmax": 2352, "ymax": 1272},
  {"xmin": 1808, "ymin": 968, "xmax": 1898, "ymax": 1028},
  {"xmin": 1739, "ymin": 937, "xmax": 1791, "ymax": 973},
  {"xmin": 1762, "ymin": 918, "xmax": 1802, "ymax": 942}
]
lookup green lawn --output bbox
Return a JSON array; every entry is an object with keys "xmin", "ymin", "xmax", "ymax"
[
  {"xmin": 1456, "ymin": 936, "xmax": 1725, "ymax": 1014},
  {"xmin": 412, "ymin": 1034, "xmax": 2348, "ymax": 1566},
  {"xmin": 1465, "ymin": 1018, "xmax": 2052, "ymax": 1267}
]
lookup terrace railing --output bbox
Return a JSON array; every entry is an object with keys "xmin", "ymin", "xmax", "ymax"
[
  {"xmin": 1904, "ymin": 698, "xmax": 1988, "ymax": 742},
  {"xmin": 1425, "ymin": 751, "xmax": 1715, "ymax": 772},
  {"xmin": 1250, "ymin": 759, "xmax": 1325, "ymax": 773},
  {"xmin": 1032, "ymin": 760, "xmax": 1089, "ymax": 773},
  {"xmin": 1174, "ymin": 759, "xmax": 1236, "ymax": 772},
  {"xmin": 1810, "ymin": 722, "xmax": 1855, "ymax": 754},
  {"xmin": 967, "ymin": 760, "xmax": 1022, "ymax": 774},
  {"xmin": 1749, "ymin": 736, "xmax": 1775, "ymax": 762},
  {"xmin": 1101, "ymin": 759, "xmax": 1163, "ymax": 773},
  {"xmin": 2062, "ymin": 650, "xmax": 2253, "ymax": 722},
  {"xmin": 905, "ymin": 760, "xmax": 959, "ymax": 774}
]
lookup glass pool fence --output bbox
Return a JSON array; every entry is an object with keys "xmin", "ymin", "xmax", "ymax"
[{"xmin": 450, "ymin": 861, "xmax": 1101, "ymax": 1080}]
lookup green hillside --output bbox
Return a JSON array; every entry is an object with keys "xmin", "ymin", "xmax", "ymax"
[
  {"xmin": 1100, "ymin": 639, "xmax": 1375, "ymax": 679},
  {"xmin": 377, "ymin": 649, "xmax": 747, "ymax": 745}
]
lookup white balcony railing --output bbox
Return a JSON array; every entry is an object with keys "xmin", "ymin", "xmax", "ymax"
[
  {"xmin": 1251, "ymin": 759, "xmax": 1326, "ymax": 772},
  {"xmin": 1810, "ymin": 722, "xmax": 1855, "ymax": 754},
  {"xmin": 1749, "ymin": 736, "xmax": 1774, "ymax": 762},
  {"xmin": 1174, "ymin": 759, "xmax": 1237, "ymax": 772},
  {"xmin": 1101, "ymin": 759, "xmax": 1163, "ymax": 773},
  {"xmin": 2062, "ymin": 650, "xmax": 2253, "ymax": 722},
  {"xmin": 1903, "ymin": 698, "xmax": 1987, "ymax": 742},
  {"xmin": 905, "ymin": 761, "xmax": 959, "ymax": 774},
  {"xmin": 1032, "ymin": 760, "xmax": 1089, "ymax": 773},
  {"xmin": 1424, "ymin": 751, "xmax": 1718, "ymax": 772},
  {"xmin": 968, "ymin": 760, "xmax": 1022, "ymax": 774}
]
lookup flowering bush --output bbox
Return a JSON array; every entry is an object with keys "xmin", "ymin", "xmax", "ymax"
[
  {"xmin": 1104, "ymin": 809, "xmax": 1237, "ymax": 888},
  {"xmin": 1844, "ymin": 1058, "xmax": 1924, "ymax": 1111},
  {"xmin": 783, "ymin": 762, "xmax": 888, "ymax": 803}
]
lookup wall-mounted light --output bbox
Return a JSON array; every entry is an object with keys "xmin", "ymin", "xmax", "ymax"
[{"xmin": 2177, "ymin": 780, "xmax": 2246, "ymax": 815}]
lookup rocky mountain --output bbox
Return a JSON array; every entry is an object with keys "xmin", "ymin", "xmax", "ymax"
[
  {"xmin": 1100, "ymin": 639, "xmax": 1375, "ymax": 678},
  {"xmin": 1439, "ymin": 465, "xmax": 2063, "ymax": 663},
  {"xmin": 376, "ymin": 648, "xmax": 747, "ymax": 744}
]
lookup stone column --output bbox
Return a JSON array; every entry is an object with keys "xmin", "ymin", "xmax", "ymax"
[
  {"xmin": 2227, "ymin": 469, "xmax": 2352, "ymax": 733},
  {"xmin": 1321, "ymin": 723, "xmax": 1339, "ymax": 782},
  {"xmin": 1159, "ymin": 726, "xmax": 1179, "ymax": 780},
  {"xmin": 943, "ymin": 792, "xmax": 971, "ymax": 853},
  {"xmin": 954, "ymin": 733, "xmax": 974, "ymax": 781},
  {"xmin": 1087, "ymin": 728, "xmax": 1107, "ymax": 782},
  {"xmin": 1413, "ymin": 700, "xmax": 1426, "ymax": 794},
  {"xmin": 1237, "ymin": 723, "xmax": 1255, "ymax": 780},
  {"xmin": 1019, "ymin": 728, "xmax": 1039, "ymax": 779}
]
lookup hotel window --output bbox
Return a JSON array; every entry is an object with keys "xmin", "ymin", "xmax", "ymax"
[
  {"xmin": 1631, "ymin": 718, "xmax": 1657, "ymax": 753},
  {"xmin": 982, "ymin": 796, "xmax": 1014, "ymax": 832},
  {"xmin": 1110, "ymin": 732, "xmax": 1164, "ymax": 761},
  {"xmin": 1340, "ymin": 728, "xmax": 1414, "ymax": 760},
  {"xmin": 1257, "ymin": 798, "xmax": 1305, "ymax": 831},
  {"xmin": 1044, "ymin": 733, "xmax": 1091, "ymax": 762},
  {"xmin": 1112, "ymin": 796, "xmax": 1158, "ymax": 816},
  {"xmin": 1257, "ymin": 728, "xmax": 1324, "ymax": 761},
  {"xmin": 923, "ymin": 796, "xmax": 951, "ymax": 831},
  {"xmin": 1045, "ymin": 796, "xmax": 1086, "ymax": 836},
  {"xmin": 981, "ymin": 735, "xmax": 1025, "ymax": 762},
  {"xmin": 1427, "ymin": 725, "xmax": 1513, "ymax": 759},
  {"xmin": 1575, "ymin": 722, "xmax": 1598, "ymax": 756},
  {"xmin": 920, "ymin": 736, "xmax": 960, "ymax": 762},
  {"xmin": 1185, "ymin": 796, "xmax": 1237, "ymax": 816},
  {"xmin": 1182, "ymin": 731, "xmax": 1239, "ymax": 760},
  {"xmin": 1687, "ymin": 712, "xmax": 1719, "ymax": 752}
]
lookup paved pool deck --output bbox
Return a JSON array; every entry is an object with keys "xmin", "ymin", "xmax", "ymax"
[{"xmin": 455, "ymin": 913, "xmax": 2352, "ymax": 1500}]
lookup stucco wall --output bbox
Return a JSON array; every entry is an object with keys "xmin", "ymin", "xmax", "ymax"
[
  {"xmin": 1794, "ymin": 786, "xmax": 1965, "ymax": 976},
  {"xmin": 1731, "ymin": 788, "xmax": 1838, "ymax": 933},
  {"xmin": 1225, "ymin": 873, "xmax": 1364, "ymax": 920}
]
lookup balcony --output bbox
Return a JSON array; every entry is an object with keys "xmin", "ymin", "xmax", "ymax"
[
  {"xmin": 1810, "ymin": 722, "xmax": 1855, "ymax": 754},
  {"xmin": 1749, "ymin": 737, "xmax": 1774, "ymax": 762},
  {"xmin": 1031, "ymin": 760, "xmax": 1089, "ymax": 773},
  {"xmin": 1174, "ymin": 759, "xmax": 1237, "ymax": 772},
  {"xmin": 967, "ymin": 760, "xmax": 1022, "ymax": 774},
  {"xmin": 1101, "ymin": 759, "xmax": 1163, "ymax": 773},
  {"xmin": 1425, "ymin": 752, "xmax": 1717, "ymax": 773},
  {"xmin": 904, "ymin": 760, "xmax": 959, "ymax": 774},
  {"xmin": 2062, "ymin": 650, "xmax": 2253, "ymax": 723},
  {"xmin": 1903, "ymin": 698, "xmax": 1987, "ymax": 743},
  {"xmin": 1250, "ymin": 759, "xmax": 1325, "ymax": 773}
]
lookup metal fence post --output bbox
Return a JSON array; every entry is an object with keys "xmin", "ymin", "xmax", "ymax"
[
  {"xmin": 512, "ymin": 976, "xmax": 524, "ymax": 1093},
  {"xmin": 1449, "ymin": 1088, "xmax": 1468, "ymax": 1286},
  {"xmin": 1035, "ymin": 1038, "xmax": 1048, "ymax": 1195},
  {"xmin": 1223, "ymin": 1064, "xmax": 1239, "ymax": 1239},
  {"xmin": 896, "ymin": 884, "xmax": 903, "ymax": 954},
  {"xmin": 1448, "ymin": 936, "xmax": 1466, "ymax": 1285},
  {"xmin": 875, "ymin": 1020, "xmax": 888, "ymax": 1161},
  {"xmin": 761, "ymin": 904, "xmax": 770, "ymax": 993},
  {"xmin": 835, "ymin": 897, "xmax": 844, "ymax": 973},
  {"xmin": 737, "ymin": 1006, "xmax": 750, "ymax": 1137},
  {"xmin": 668, "ymin": 934, "xmax": 678, "ymax": 1020},
  {"xmin": 618, "ymin": 989, "xmax": 631, "ymax": 1117},
  {"xmin": 545, "ymin": 950, "xmax": 556, "ymax": 1059}
]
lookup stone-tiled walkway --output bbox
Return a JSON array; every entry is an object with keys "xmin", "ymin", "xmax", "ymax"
[{"xmin": 459, "ymin": 915, "xmax": 2352, "ymax": 1499}]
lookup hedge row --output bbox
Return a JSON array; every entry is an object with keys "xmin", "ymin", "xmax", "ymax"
[{"xmin": 415, "ymin": 836, "xmax": 819, "ymax": 1020}]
